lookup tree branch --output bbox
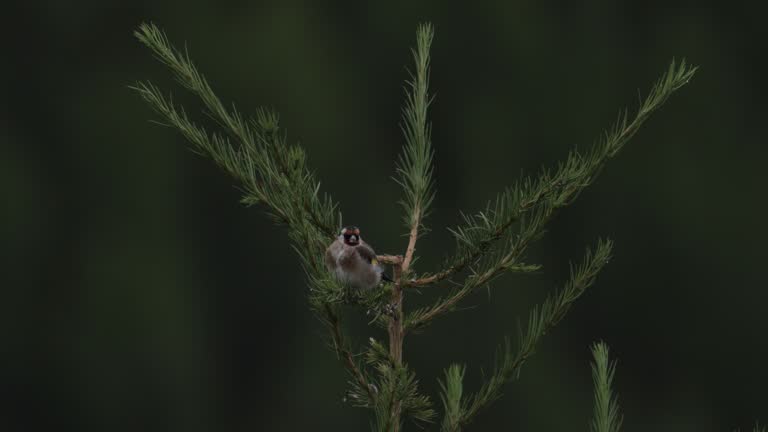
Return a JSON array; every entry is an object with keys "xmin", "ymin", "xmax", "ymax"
[
  {"xmin": 406, "ymin": 204, "xmax": 548, "ymax": 330},
  {"xmin": 377, "ymin": 255, "xmax": 404, "ymax": 266},
  {"xmin": 324, "ymin": 304, "xmax": 377, "ymax": 405},
  {"xmin": 134, "ymin": 23, "xmax": 339, "ymax": 238},
  {"xmin": 410, "ymin": 59, "xmax": 697, "ymax": 289},
  {"xmin": 457, "ymin": 239, "xmax": 614, "ymax": 427},
  {"xmin": 590, "ymin": 342, "xmax": 623, "ymax": 432}
]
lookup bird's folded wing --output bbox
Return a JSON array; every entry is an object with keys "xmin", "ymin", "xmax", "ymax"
[{"xmin": 355, "ymin": 243, "xmax": 378, "ymax": 265}]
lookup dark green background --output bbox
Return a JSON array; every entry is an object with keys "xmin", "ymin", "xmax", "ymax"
[{"xmin": 3, "ymin": 1, "xmax": 766, "ymax": 431}]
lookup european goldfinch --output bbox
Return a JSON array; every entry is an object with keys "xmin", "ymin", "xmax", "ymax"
[{"xmin": 325, "ymin": 226, "xmax": 385, "ymax": 290}]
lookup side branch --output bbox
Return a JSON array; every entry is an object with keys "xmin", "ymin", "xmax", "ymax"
[
  {"xmin": 590, "ymin": 342, "xmax": 623, "ymax": 432},
  {"xmin": 377, "ymin": 255, "xmax": 404, "ymax": 266},
  {"xmin": 324, "ymin": 304, "xmax": 377, "ymax": 405},
  {"xmin": 458, "ymin": 239, "xmax": 614, "ymax": 427},
  {"xmin": 134, "ymin": 23, "xmax": 339, "ymax": 238},
  {"xmin": 134, "ymin": 22, "xmax": 361, "ymax": 409},
  {"xmin": 410, "ymin": 59, "xmax": 697, "ymax": 288},
  {"xmin": 406, "ymin": 206, "xmax": 547, "ymax": 330},
  {"xmin": 408, "ymin": 212, "xmax": 517, "ymax": 287}
]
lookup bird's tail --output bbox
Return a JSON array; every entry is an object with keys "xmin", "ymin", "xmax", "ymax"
[{"xmin": 381, "ymin": 273, "xmax": 394, "ymax": 283}]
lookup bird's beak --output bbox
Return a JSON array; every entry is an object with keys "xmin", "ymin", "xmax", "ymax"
[{"xmin": 350, "ymin": 235, "xmax": 358, "ymax": 242}]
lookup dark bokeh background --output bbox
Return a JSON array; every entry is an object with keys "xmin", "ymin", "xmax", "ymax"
[{"xmin": 3, "ymin": 1, "xmax": 767, "ymax": 431}]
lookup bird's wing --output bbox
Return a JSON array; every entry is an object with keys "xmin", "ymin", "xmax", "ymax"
[
  {"xmin": 355, "ymin": 243, "xmax": 378, "ymax": 265},
  {"xmin": 358, "ymin": 243, "xmax": 392, "ymax": 281}
]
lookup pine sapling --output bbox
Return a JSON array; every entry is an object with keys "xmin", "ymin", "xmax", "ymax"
[{"xmin": 133, "ymin": 22, "xmax": 703, "ymax": 431}]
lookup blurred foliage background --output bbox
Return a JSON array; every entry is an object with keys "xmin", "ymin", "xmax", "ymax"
[{"xmin": 3, "ymin": 1, "xmax": 767, "ymax": 431}]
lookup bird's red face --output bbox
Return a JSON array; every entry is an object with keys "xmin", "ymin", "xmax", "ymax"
[{"xmin": 341, "ymin": 226, "xmax": 361, "ymax": 246}]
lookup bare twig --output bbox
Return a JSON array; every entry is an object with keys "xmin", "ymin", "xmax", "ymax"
[
  {"xmin": 402, "ymin": 210, "xmax": 421, "ymax": 274},
  {"xmin": 377, "ymin": 255, "xmax": 404, "ymax": 266}
]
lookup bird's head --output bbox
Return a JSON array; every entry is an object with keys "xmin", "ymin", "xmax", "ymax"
[{"xmin": 340, "ymin": 226, "xmax": 361, "ymax": 246}]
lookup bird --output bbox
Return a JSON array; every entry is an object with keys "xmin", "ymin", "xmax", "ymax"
[{"xmin": 325, "ymin": 226, "xmax": 387, "ymax": 291}]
